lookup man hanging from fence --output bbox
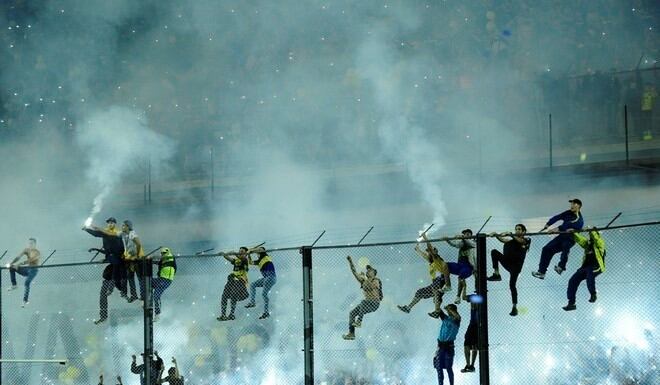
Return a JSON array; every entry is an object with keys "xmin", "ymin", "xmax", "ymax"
[
  {"xmin": 121, "ymin": 219, "xmax": 143, "ymax": 303},
  {"xmin": 444, "ymin": 229, "xmax": 476, "ymax": 305},
  {"xmin": 94, "ymin": 263, "xmax": 116, "ymax": 324},
  {"xmin": 433, "ymin": 303, "xmax": 461, "ymax": 385},
  {"xmin": 532, "ymin": 199, "xmax": 584, "ymax": 279},
  {"xmin": 460, "ymin": 294, "xmax": 479, "ymax": 373},
  {"xmin": 342, "ymin": 255, "xmax": 382, "ymax": 340},
  {"xmin": 562, "ymin": 227, "xmax": 606, "ymax": 311},
  {"xmin": 83, "ymin": 217, "xmax": 127, "ymax": 298},
  {"xmin": 7, "ymin": 237, "xmax": 40, "ymax": 307},
  {"xmin": 398, "ymin": 240, "xmax": 450, "ymax": 317},
  {"xmin": 217, "ymin": 247, "xmax": 250, "ymax": 321},
  {"xmin": 152, "ymin": 247, "xmax": 177, "ymax": 321},
  {"xmin": 487, "ymin": 224, "xmax": 531, "ymax": 316},
  {"xmin": 245, "ymin": 246, "xmax": 277, "ymax": 319}
]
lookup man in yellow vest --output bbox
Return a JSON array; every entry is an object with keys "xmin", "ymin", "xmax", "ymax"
[
  {"xmin": 562, "ymin": 228, "xmax": 605, "ymax": 311},
  {"xmin": 152, "ymin": 247, "xmax": 176, "ymax": 321}
]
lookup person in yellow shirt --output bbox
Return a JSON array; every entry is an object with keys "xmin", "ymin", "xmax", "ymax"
[
  {"xmin": 152, "ymin": 247, "xmax": 177, "ymax": 321},
  {"xmin": 217, "ymin": 247, "xmax": 249, "ymax": 321},
  {"xmin": 397, "ymin": 241, "xmax": 450, "ymax": 318}
]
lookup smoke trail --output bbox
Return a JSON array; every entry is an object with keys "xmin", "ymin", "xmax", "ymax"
[
  {"xmin": 76, "ymin": 106, "xmax": 174, "ymax": 224},
  {"xmin": 356, "ymin": 32, "xmax": 447, "ymax": 232}
]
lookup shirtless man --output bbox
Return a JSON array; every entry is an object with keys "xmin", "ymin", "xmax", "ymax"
[
  {"xmin": 342, "ymin": 256, "xmax": 383, "ymax": 340},
  {"xmin": 8, "ymin": 237, "xmax": 41, "ymax": 307}
]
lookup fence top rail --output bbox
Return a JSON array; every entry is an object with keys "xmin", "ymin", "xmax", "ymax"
[{"xmin": 0, "ymin": 220, "xmax": 657, "ymax": 270}]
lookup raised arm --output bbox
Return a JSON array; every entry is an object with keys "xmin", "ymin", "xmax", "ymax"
[
  {"xmin": 414, "ymin": 244, "xmax": 431, "ymax": 263},
  {"xmin": 346, "ymin": 256, "xmax": 363, "ymax": 282},
  {"xmin": 172, "ymin": 357, "xmax": 181, "ymax": 379}
]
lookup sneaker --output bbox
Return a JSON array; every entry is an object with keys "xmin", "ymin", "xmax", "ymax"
[
  {"xmin": 460, "ymin": 366, "xmax": 471, "ymax": 373},
  {"xmin": 7, "ymin": 285, "xmax": 17, "ymax": 291},
  {"xmin": 509, "ymin": 306, "xmax": 518, "ymax": 316},
  {"xmin": 216, "ymin": 315, "xmax": 228, "ymax": 321},
  {"xmin": 94, "ymin": 317, "xmax": 107, "ymax": 325},
  {"xmin": 397, "ymin": 305, "xmax": 410, "ymax": 314},
  {"xmin": 562, "ymin": 303, "xmax": 576, "ymax": 311},
  {"xmin": 441, "ymin": 284, "xmax": 452, "ymax": 293},
  {"xmin": 531, "ymin": 271, "xmax": 545, "ymax": 279},
  {"xmin": 227, "ymin": 314, "xmax": 235, "ymax": 320},
  {"xmin": 554, "ymin": 265, "xmax": 565, "ymax": 275},
  {"xmin": 486, "ymin": 273, "xmax": 502, "ymax": 282},
  {"xmin": 467, "ymin": 365, "xmax": 476, "ymax": 372},
  {"xmin": 428, "ymin": 311, "xmax": 441, "ymax": 319},
  {"xmin": 454, "ymin": 297, "xmax": 461, "ymax": 305},
  {"xmin": 21, "ymin": 301, "xmax": 29, "ymax": 308},
  {"xmin": 351, "ymin": 320, "xmax": 361, "ymax": 328},
  {"xmin": 342, "ymin": 333, "xmax": 355, "ymax": 340},
  {"xmin": 244, "ymin": 302, "xmax": 256, "ymax": 308},
  {"xmin": 259, "ymin": 312, "xmax": 270, "ymax": 319},
  {"xmin": 589, "ymin": 293, "xmax": 597, "ymax": 303}
]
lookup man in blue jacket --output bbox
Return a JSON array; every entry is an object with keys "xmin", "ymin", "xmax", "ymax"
[{"xmin": 532, "ymin": 199, "xmax": 584, "ymax": 279}]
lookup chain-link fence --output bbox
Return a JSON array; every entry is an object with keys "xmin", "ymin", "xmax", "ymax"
[{"xmin": 2, "ymin": 222, "xmax": 658, "ymax": 384}]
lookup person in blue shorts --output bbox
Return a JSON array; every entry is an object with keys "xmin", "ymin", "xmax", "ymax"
[{"xmin": 445, "ymin": 229, "xmax": 476, "ymax": 304}]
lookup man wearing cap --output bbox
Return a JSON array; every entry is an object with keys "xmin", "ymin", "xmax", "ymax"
[
  {"xmin": 433, "ymin": 303, "xmax": 461, "ymax": 385},
  {"xmin": 84, "ymin": 217, "xmax": 127, "ymax": 297},
  {"xmin": 151, "ymin": 247, "xmax": 177, "ymax": 321},
  {"xmin": 342, "ymin": 255, "xmax": 382, "ymax": 340},
  {"xmin": 532, "ymin": 199, "xmax": 584, "ymax": 279},
  {"xmin": 562, "ymin": 227, "xmax": 606, "ymax": 311},
  {"xmin": 121, "ymin": 220, "xmax": 143, "ymax": 303},
  {"xmin": 245, "ymin": 246, "xmax": 277, "ymax": 319}
]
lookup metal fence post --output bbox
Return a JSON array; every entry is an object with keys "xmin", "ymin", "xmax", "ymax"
[
  {"xmin": 1, "ymin": 267, "xmax": 3, "ymax": 383},
  {"xmin": 143, "ymin": 258, "xmax": 154, "ymax": 384},
  {"xmin": 475, "ymin": 233, "xmax": 490, "ymax": 385},
  {"xmin": 301, "ymin": 246, "xmax": 314, "ymax": 385}
]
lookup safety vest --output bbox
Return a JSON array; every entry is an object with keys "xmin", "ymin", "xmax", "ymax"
[{"xmin": 158, "ymin": 252, "xmax": 177, "ymax": 280}]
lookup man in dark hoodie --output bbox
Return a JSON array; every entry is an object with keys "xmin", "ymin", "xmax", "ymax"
[{"xmin": 84, "ymin": 217, "xmax": 127, "ymax": 298}]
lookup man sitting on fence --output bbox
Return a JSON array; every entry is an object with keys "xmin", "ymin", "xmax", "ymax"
[
  {"xmin": 562, "ymin": 227, "xmax": 606, "ymax": 311},
  {"xmin": 342, "ymin": 255, "xmax": 382, "ymax": 340},
  {"xmin": 7, "ymin": 237, "xmax": 41, "ymax": 307}
]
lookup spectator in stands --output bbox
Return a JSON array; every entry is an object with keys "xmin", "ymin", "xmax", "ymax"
[
  {"xmin": 131, "ymin": 352, "xmax": 164, "ymax": 385},
  {"xmin": 245, "ymin": 246, "xmax": 277, "ymax": 319},
  {"xmin": 158, "ymin": 357, "xmax": 183, "ymax": 384},
  {"xmin": 7, "ymin": 237, "xmax": 40, "ymax": 307},
  {"xmin": 217, "ymin": 247, "xmax": 250, "ymax": 321},
  {"xmin": 434, "ymin": 304, "xmax": 461, "ymax": 385},
  {"xmin": 342, "ymin": 256, "xmax": 382, "ymax": 340},
  {"xmin": 532, "ymin": 199, "xmax": 584, "ymax": 279},
  {"xmin": 641, "ymin": 84, "xmax": 657, "ymax": 139},
  {"xmin": 487, "ymin": 224, "xmax": 531, "ymax": 316}
]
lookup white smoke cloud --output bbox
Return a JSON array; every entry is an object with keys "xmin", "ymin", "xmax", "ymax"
[
  {"xmin": 356, "ymin": 32, "xmax": 448, "ymax": 231},
  {"xmin": 76, "ymin": 106, "xmax": 175, "ymax": 224}
]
